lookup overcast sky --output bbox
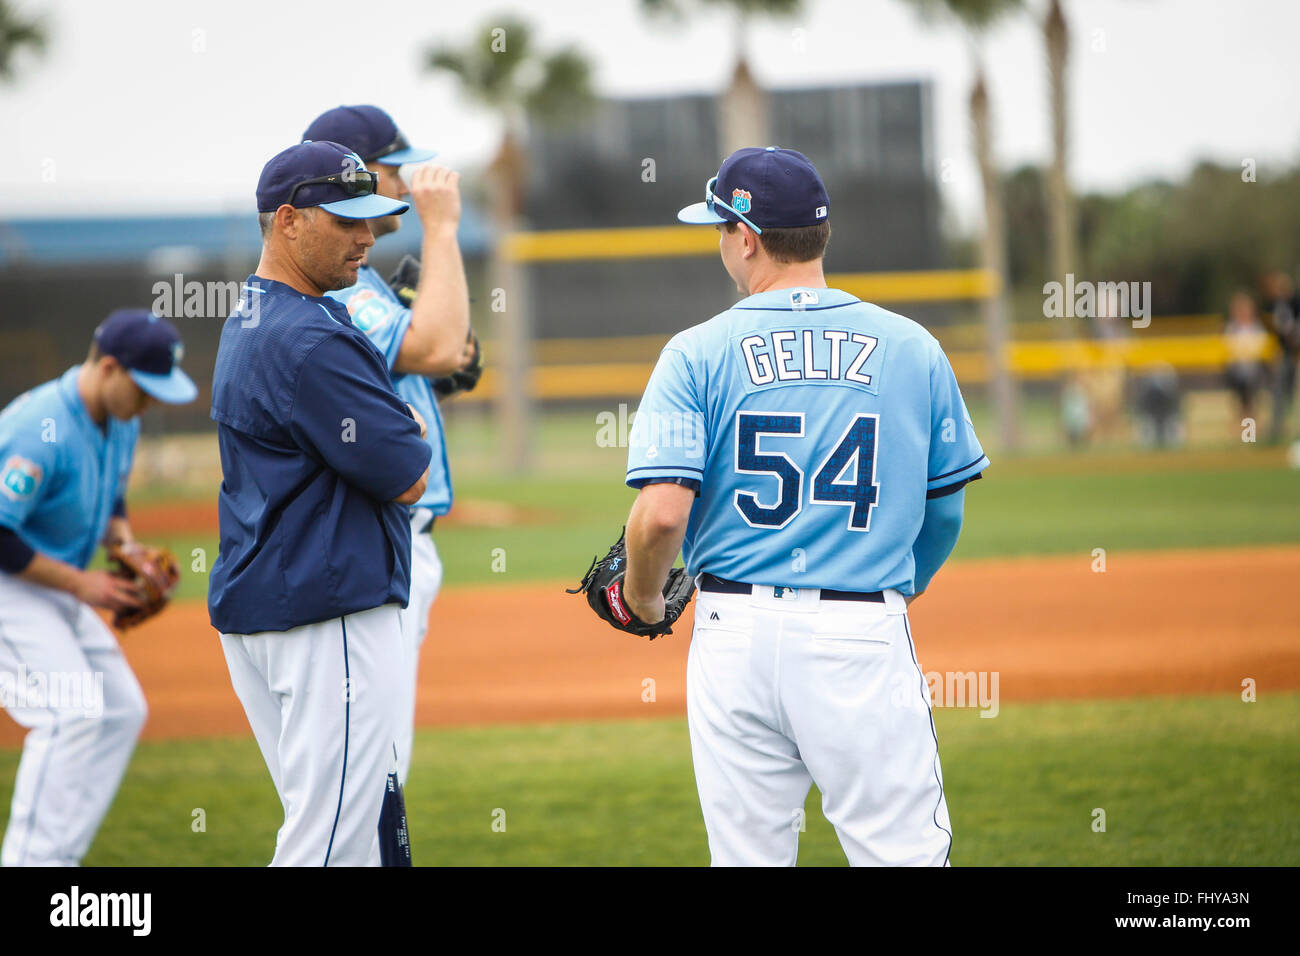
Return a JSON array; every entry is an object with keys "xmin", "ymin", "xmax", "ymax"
[{"xmin": 2, "ymin": 0, "xmax": 1296, "ymax": 229}]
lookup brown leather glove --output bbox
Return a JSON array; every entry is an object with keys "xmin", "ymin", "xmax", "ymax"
[{"xmin": 107, "ymin": 541, "xmax": 180, "ymax": 630}]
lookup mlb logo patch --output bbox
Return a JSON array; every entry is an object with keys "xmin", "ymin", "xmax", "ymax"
[
  {"xmin": 731, "ymin": 188, "xmax": 752, "ymax": 214},
  {"xmin": 790, "ymin": 289, "xmax": 819, "ymax": 310},
  {"xmin": 815, "ymin": 205, "xmax": 827, "ymax": 219},
  {"xmin": 1, "ymin": 455, "xmax": 43, "ymax": 502}
]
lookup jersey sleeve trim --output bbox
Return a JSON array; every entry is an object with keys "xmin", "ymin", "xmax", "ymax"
[
  {"xmin": 627, "ymin": 475, "xmax": 702, "ymax": 494},
  {"xmin": 927, "ymin": 454, "xmax": 989, "ymax": 490},
  {"xmin": 926, "ymin": 471, "xmax": 981, "ymax": 499},
  {"xmin": 627, "ymin": 464, "xmax": 704, "ymax": 476},
  {"xmin": 0, "ymin": 524, "xmax": 35, "ymax": 574},
  {"xmin": 625, "ymin": 465, "xmax": 704, "ymax": 488}
]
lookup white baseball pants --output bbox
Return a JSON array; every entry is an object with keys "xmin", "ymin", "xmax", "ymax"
[
  {"xmin": 395, "ymin": 512, "xmax": 443, "ymax": 786},
  {"xmin": 687, "ymin": 584, "xmax": 952, "ymax": 867},
  {"xmin": 220, "ymin": 603, "xmax": 404, "ymax": 867},
  {"xmin": 0, "ymin": 573, "xmax": 147, "ymax": 867}
]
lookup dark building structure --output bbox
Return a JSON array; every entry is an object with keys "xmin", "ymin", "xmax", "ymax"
[{"xmin": 523, "ymin": 80, "xmax": 942, "ymax": 339}]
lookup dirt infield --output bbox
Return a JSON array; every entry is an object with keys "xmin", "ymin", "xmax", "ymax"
[{"xmin": 2, "ymin": 545, "xmax": 1298, "ymax": 745}]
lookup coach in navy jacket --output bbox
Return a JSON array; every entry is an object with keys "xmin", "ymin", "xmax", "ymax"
[{"xmin": 208, "ymin": 140, "xmax": 430, "ymax": 867}]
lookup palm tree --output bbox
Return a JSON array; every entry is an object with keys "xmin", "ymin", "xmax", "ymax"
[
  {"xmin": 0, "ymin": 1, "xmax": 46, "ymax": 83},
  {"xmin": 426, "ymin": 17, "xmax": 593, "ymax": 472},
  {"xmin": 1043, "ymin": 0, "xmax": 1077, "ymax": 328},
  {"xmin": 898, "ymin": 0, "xmax": 1022, "ymax": 450},
  {"xmin": 641, "ymin": 0, "xmax": 802, "ymax": 151}
]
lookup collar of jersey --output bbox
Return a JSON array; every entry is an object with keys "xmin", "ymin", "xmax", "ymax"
[
  {"xmin": 731, "ymin": 287, "xmax": 861, "ymax": 311},
  {"xmin": 57, "ymin": 365, "xmax": 107, "ymax": 447},
  {"xmin": 245, "ymin": 273, "xmax": 352, "ymax": 306},
  {"xmin": 245, "ymin": 273, "xmax": 355, "ymax": 326}
]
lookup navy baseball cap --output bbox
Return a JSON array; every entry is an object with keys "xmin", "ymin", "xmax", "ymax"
[
  {"xmin": 256, "ymin": 141, "xmax": 410, "ymax": 219},
  {"xmin": 93, "ymin": 309, "xmax": 198, "ymax": 404},
  {"xmin": 302, "ymin": 105, "xmax": 437, "ymax": 167},
  {"xmin": 678, "ymin": 146, "xmax": 829, "ymax": 233}
]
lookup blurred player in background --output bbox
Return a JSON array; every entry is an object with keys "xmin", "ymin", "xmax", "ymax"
[
  {"xmin": 302, "ymin": 105, "xmax": 475, "ymax": 788},
  {"xmin": 1262, "ymin": 271, "xmax": 1300, "ymax": 442},
  {"xmin": 1060, "ymin": 370, "xmax": 1092, "ymax": 448},
  {"xmin": 1223, "ymin": 290, "xmax": 1270, "ymax": 433},
  {"xmin": 0, "ymin": 309, "xmax": 197, "ymax": 866}
]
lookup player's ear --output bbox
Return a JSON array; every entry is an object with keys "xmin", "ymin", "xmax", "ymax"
[
  {"xmin": 741, "ymin": 224, "xmax": 761, "ymax": 259},
  {"xmin": 275, "ymin": 204, "xmax": 301, "ymax": 239}
]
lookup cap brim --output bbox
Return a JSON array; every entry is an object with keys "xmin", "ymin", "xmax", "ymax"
[
  {"xmin": 677, "ymin": 201, "xmax": 731, "ymax": 225},
  {"xmin": 374, "ymin": 147, "xmax": 438, "ymax": 166},
  {"xmin": 130, "ymin": 368, "xmax": 198, "ymax": 405},
  {"xmin": 319, "ymin": 194, "xmax": 410, "ymax": 219}
]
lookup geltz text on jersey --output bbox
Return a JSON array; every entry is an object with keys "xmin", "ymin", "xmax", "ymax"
[{"xmin": 738, "ymin": 328, "xmax": 882, "ymax": 389}]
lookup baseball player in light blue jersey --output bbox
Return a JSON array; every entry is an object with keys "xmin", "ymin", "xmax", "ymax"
[
  {"xmin": 0, "ymin": 309, "xmax": 197, "ymax": 866},
  {"xmin": 620, "ymin": 147, "xmax": 988, "ymax": 866},
  {"xmin": 303, "ymin": 105, "xmax": 473, "ymax": 787}
]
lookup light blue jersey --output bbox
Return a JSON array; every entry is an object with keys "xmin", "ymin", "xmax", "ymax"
[
  {"xmin": 0, "ymin": 367, "xmax": 139, "ymax": 568},
  {"xmin": 626, "ymin": 287, "xmax": 988, "ymax": 595},
  {"xmin": 327, "ymin": 264, "xmax": 452, "ymax": 515}
]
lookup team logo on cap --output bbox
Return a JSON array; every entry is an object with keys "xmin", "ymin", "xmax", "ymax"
[
  {"xmin": 172, "ymin": 343, "xmax": 184, "ymax": 367},
  {"xmin": 731, "ymin": 188, "xmax": 752, "ymax": 213},
  {"xmin": 1, "ymin": 455, "xmax": 43, "ymax": 502}
]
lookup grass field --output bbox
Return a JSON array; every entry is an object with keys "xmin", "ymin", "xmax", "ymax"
[
  {"xmin": 137, "ymin": 442, "xmax": 1300, "ymax": 600},
  {"xmin": 1, "ymin": 693, "xmax": 1292, "ymax": 866},
  {"xmin": 15, "ymin": 424, "xmax": 1300, "ymax": 866}
]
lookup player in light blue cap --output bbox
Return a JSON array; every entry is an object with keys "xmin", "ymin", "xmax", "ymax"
[{"xmin": 0, "ymin": 308, "xmax": 196, "ymax": 866}]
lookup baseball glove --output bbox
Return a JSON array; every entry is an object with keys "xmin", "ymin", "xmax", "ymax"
[
  {"xmin": 387, "ymin": 254, "xmax": 483, "ymax": 398},
  {"xmin": 106, "ymin": 541, "xmax": 180, "ymax": 630},
  {"xmin": 388, "ymin": 253, "xmax": 421, "ymax": 308},
  {"xmin": 432, "ymin": 331, "xmax": 483, "ymax": 398},
  {"xmin": 567, "ymin": 529, "xmax": 695, "ymax": 639}
]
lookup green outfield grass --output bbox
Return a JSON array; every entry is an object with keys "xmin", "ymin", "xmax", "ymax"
[
  {"xmin": 0, "ymin": 692, "xmax": 1293, "ymax": 866},
  {"xmin": 135, "ymin": 444, "xmax": 1300, "ymax": 601}
]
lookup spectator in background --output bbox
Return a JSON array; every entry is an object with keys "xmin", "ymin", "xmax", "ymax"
[
  {"xmin": 1061, "ymin": 370, "xmax": 1092, "ymax": 447},
  {"xmin": 1262, "ymin": 271, "xmax": 1300, "ymax": 442},
  {"xmin": 1084, "ymin": 285, "xmax": 1129, "ymax": 445},
  {"xmin": 1223, "ymin": 290, "xmax": 1269, "ymax": 433},
  {"xmin": 1133, "ymin": 362, "xmax": 1182, "ymax": 448}
]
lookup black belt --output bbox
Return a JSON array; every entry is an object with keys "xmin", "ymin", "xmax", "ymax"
[
  {"xmin": 413, "ymin": 513, "xmax": 437, "ymax": 535},
  {"xmin": 699, "ymin": 573, "xmax": 884, "ymax": 603}
]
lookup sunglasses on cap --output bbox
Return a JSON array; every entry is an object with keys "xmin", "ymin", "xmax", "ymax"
[
  {"xmin": 286, "ymin": 168, "xmax": 379, "ymax": 206},
  {"xmin": 367, "ymin": 131, "xmax": 412, "ymax": 164},
  {"xmin": 706, "ymin": 176, "xmax": 763, "ymax": 235}
]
